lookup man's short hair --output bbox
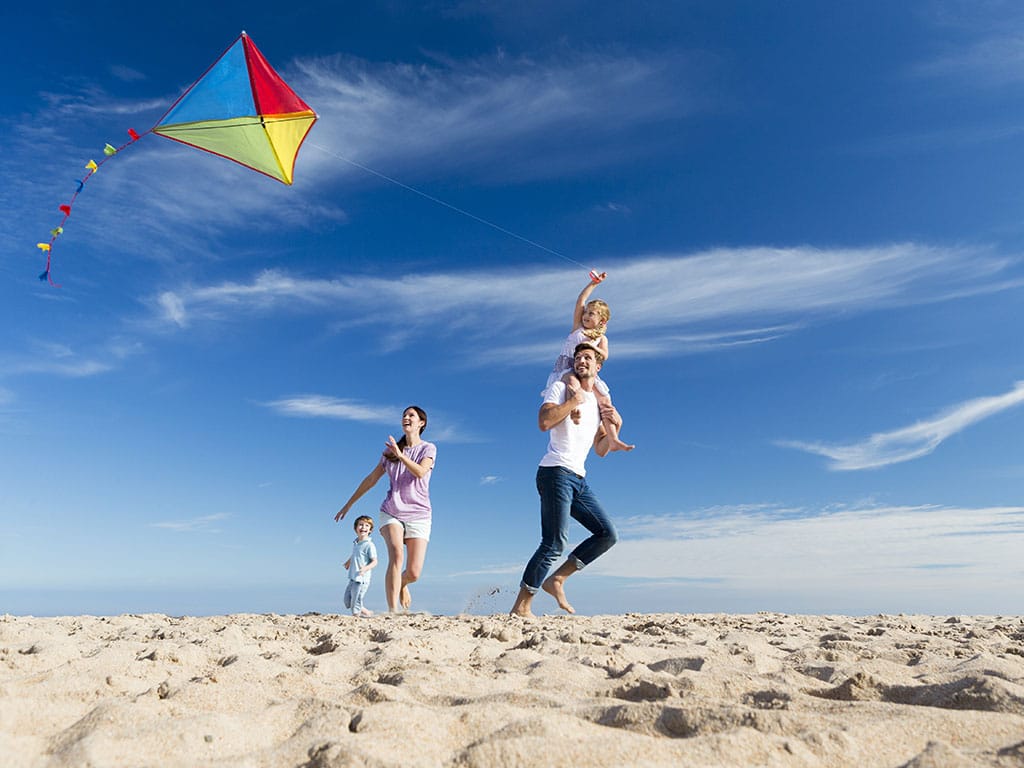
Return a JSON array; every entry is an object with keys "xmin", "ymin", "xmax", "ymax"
[{"xmin": 573, "ymin": 342, "xmax": 605, "ymax": 365}]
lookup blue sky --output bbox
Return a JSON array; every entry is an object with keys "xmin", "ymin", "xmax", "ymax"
[{"xmin": 2, "ymin": 1, "xmax": 1023, "ymax": 617}]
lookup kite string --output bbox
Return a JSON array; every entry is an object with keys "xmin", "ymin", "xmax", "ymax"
[{"xmin": 308, "ymin": 142, "xmax": 590, "ymax": 271}]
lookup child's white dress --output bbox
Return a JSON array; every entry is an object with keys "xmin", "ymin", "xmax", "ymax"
[{"xmin": 544, "ymin": 327, "xmax": 610, "ymax": 397}]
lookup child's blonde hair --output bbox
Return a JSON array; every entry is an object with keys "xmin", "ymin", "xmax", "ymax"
[{"xmin": 583, "ymin": 299, "xmax": 610, "ymax": 341}]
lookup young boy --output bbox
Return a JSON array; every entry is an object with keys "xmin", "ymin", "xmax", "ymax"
[{"xmin": 343, "ymin": 515, "xmax": 378, "ymax": 617}]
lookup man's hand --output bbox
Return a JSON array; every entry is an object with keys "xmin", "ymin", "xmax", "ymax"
[{"xmin": 568, "ymin": 387, "xmax": 585, "ymax": 424}]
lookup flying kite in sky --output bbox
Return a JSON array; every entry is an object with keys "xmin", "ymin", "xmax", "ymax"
[{"xmin": 36, "ymin": 31, "xmax": 317, "ymax": 285}]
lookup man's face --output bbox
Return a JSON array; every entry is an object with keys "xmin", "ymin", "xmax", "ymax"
[{"xmin": 573, "ymin": 348, "xmax": 601, "ymax": 379}]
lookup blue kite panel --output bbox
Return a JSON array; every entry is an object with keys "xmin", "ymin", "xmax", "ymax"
[{"xmin": 158, "ymin": 39, "xmax": 256, "ymax": 126}]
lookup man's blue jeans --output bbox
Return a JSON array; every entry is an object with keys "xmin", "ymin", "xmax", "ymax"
[{"xmin": 520, "ymin": 465, "xmax": 618, "ymax": 593}]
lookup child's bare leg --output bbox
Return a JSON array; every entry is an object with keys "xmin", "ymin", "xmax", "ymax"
[
  {"xmin": 562, "ymin": 372, "xmax": 582, "ymax": 423},
  {"xmin": 598, "ymin": 392, "xmax": 634, "ymax": 451}
]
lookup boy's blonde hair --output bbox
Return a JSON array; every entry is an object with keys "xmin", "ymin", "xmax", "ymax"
[{"xmin": 583, "ymin": 299, "xmax": 610, "ymax": 341}]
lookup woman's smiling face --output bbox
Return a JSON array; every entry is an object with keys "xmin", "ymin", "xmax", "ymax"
[{"xmin": 402, "ymin": 407, "xmax": 426, "ymax": 435}]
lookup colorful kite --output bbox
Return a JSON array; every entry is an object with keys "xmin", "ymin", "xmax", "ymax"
[{"xmin": 36, "ymin": 31, "xmax": 317, "ymax": 285}]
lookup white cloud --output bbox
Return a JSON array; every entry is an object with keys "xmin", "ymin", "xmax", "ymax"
[
  {"xmin": 149, "ymin": 243, "xmax": 1020, "ymax": 365},
  {"xmin": 780, "ymin": 380, "xmax": 1024, "ymax": 470},
  {"xmin": 0, "ymin": 338, "xmax": 146, "ymax": 381},
  {"xmin": 158, "ymin": 291, "xmax": 187, "ymax": 327},
  {"xmin": 913, "ymin": 32, "xmax": 1024, "ymax": 88},
  {"xmin": 262, "ymin": 395, "xmax": 482, "ymax": 443},
  {"xmin": 297, "ymin": 48, "xmax": 698, "ymax": 183},
  {"xmin": 263, "ymin": 395, "xmax": 396, "ymax": 423},
  {"xmin": 151, "ymin": 512, "xmax": 229, "ymax": 533},
  {"xmin": 594, "ymin": 502, "xmax": 1024, "ymax": 602}
]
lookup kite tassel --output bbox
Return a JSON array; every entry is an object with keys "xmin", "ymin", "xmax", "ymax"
[{"xmin": 128, "ymin": 128, "xmax": 140, "ymax": 141}]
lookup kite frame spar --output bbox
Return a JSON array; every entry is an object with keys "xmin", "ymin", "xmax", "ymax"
[{"xmin": 37, "ymin": 31, "xmax": 317, "ymax": 285}]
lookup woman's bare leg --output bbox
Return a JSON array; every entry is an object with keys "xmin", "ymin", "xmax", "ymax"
[
  {"xmin": 400, "ymin": 537, "xmax": 428, "ymax": 610},
  {"xmin": 380, "ymin": 523, "xmax": 406, "ymax": 612}
]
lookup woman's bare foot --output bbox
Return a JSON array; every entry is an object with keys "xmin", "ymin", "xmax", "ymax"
[
  {"xmin": 542, "ymin": 574, "xmax": 575, "ymax": 614},
  {"xmin": 400, "ymin": 585, "xmax": 412, "ymax": 610}
]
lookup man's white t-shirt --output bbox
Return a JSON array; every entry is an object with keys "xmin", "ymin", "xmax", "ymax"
[{"xmin": 539, "ymin": 381, "xmax": 600, "ymax": 477}]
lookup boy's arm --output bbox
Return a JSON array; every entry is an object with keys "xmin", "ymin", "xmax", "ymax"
[{"xmin": 343, "ymin": 557, "xmax": 352, "ymax": 569}]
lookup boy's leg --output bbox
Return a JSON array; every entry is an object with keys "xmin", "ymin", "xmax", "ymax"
[
  {"xmin": 344, "ymin": 581, "xmax": 354, "ymax": 610},
  {"xmin": 353, "ymin": 581, "xmax": 371, "ymax": 615}
]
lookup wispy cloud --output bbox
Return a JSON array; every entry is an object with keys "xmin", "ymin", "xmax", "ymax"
[
  {"xmin": 780, "ymin": 380, "xmax": 1024, "ymax": 470},
  {"xmin": 1, "ymin": 341, "xmax": 114, "ymax": 379},
  {"xmin": 151, "ymin": 244, "xmax": 1020, "ymax": 363},
  {"xmin": 0, "ymin": 339, "xmax": 145, "ymax": 381},
  {"xmin": 912, "ymin": 31, "xmax": 1024, "ymax": 88},
  {"xmin": 480, "ymin": 475, "xmax": 503, "ymax": 485},
  {"xmin": 263, "ymin": 395, "xmax": 396, "ymax": 423},
  {"xmin": 151, "ymin": 513, "xmax": 229, "ymax": 533},
  {"xmin": 594, "ymin": 502, "xmax": 1024, "ymax": 605},
  {"xmin": 262, "ymin": 395, "xmax": 482, "ymax": 443},
  {"xmin": 298, "ymin": 48, "xmax": 701, "ymax": 183}
]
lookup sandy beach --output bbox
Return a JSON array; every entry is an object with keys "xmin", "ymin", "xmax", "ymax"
[{"xmin": 2, "ymin": 611, "xmax": 1023, "ymax": 767}]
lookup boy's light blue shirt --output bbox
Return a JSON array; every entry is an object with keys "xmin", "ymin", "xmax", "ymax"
[{"xmin": 348, "ymin": 537, "xmax": 377, "ymax": 583}]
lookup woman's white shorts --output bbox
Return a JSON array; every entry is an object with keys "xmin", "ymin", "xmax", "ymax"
[{"xmin": 378, "ymin": 511, "xmax": 431, "ymax": 541}]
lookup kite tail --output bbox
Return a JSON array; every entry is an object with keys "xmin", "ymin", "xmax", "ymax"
[{"xmin": 36, "ymin": 127, "xmax": 151, "ymax": 286}]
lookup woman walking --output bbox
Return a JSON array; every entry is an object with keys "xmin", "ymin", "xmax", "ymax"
[{"xmin": 335, "ymin": 406, "xmax": 436, "ymax": 612}]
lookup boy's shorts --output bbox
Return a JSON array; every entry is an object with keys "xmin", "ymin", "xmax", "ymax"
[{"xmin": 378, "ymin": 511, "xmax": 431, "ymax": 541}]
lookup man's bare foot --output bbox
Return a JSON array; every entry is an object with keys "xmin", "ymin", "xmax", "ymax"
[
  {"xmin": 400, "ymin": 585, "xmax": 412, "ymax": 610},
  {"xmin": 509, "ymin": 587, "xmax": 535, "ymax": 618},
  {"xmin": 542, "ymin": 574, "xmax": 575, "ymax": 614},
  {"xmin": 358, "ymin": 608, "xmax": 374, "ymax": 617}
]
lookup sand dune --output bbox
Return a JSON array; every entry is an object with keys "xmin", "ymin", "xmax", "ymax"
[{"xmin": 2, "ymin": 612, "xmax": 1023, "ymax": 767}]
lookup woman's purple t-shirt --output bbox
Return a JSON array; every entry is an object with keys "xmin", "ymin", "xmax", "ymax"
[{"xmin": 379, "ymin": 440, "xmax": 436, "ymax": 522}]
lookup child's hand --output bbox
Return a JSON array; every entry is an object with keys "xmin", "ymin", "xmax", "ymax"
[{"xmin": 589, "ymin": 270, "xmax": 606, "ymax": 284}]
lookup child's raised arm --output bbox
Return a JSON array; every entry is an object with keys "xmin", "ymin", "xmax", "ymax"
[{"xmin": 571, "ymin": 271, "xmax": 606, "ymax": 329}]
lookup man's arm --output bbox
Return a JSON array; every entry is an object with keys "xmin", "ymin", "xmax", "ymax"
[
  {"xmin": 538, "ymin": 389, "xmax": 586, "ymax": 431},
  {"xmin": 593, "ymin": 403, "xmax": 622, "ymax": 457}
]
